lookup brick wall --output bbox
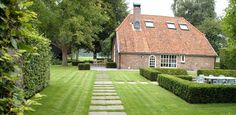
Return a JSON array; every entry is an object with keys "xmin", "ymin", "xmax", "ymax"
[{"xmin": 118, "ymin": 54, "xmax": 215, "ymax": 70}]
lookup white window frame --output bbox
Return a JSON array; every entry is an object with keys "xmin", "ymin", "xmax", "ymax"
[
  {"xmin": 160, "ymin": 55, "xmax": 177, "ymax": 68},
  {"xmin": 180, "ymin": 55, "xmax": 185, "ymax": 63},
  {"xmin": 166, "ymin": 22, "xmax": 176, "ymax": 29},
  {"xmin": 145, "ymin": 21, "xmax": 154, "ymax": 28},
  {"xmin": 149, "ymin": 55, "xmax": 156, "ymax": 68},
  {"xmin": 179, "ymin": 24, "xmax": 189, "ymax": 30}
]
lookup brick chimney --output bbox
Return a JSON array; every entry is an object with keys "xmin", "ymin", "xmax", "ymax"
[{"xmin": 133, "ymin": 3, "xmax": 141, "ymax": 30}]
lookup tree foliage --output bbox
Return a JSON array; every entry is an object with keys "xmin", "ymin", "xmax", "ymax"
[
  {"xmin": 31, "ymin": 0, "xmax": 108, "ymax": 65},
  {"xmin": 0, "ymin": 0, "xmax": 46, "ymax": 114},
  {"xmin": 172, "ymin": 0, "xmax": 216, "ymax": 26},
  {"xmin": 93, "ymin": 0, "xmax": 128, "ymax": 58},
  {"xmin": 222, "ymin": 0, "xmax": 236, "ymax": 46},
  {"xmin": 198, "ymin": 18, "xmax": 227, "ymax": 53}
]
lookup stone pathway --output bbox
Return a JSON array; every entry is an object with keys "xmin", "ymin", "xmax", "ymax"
[{"xmin": 89, "ymin": 72, "xmax": 127, "ymax": 115}]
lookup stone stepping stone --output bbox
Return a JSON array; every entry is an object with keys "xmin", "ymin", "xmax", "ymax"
[
  {"xmin": 94, "ymin": 87, "xmax": 115, "ymax": 90},
  {"xmin": 89, "ymin": 105, "xmax": 124, "ymax": 111},
  {"xmin": 114, "ymin": 82, "xmax": 125, "ymax": 84},
  {"xmin": 93, "ymin": 93, "xmax": 117, "ymax": 96},
  {"xmin": 150, "ymin": 82, "xmax": 158, "ymax": 85},
  {"xmin": 91, "ymin": 100, "xmax": 122, "ymax": 105},
  {"xmin": 94, "ymin": 85, "xmax": 114, "ymax": 87},
  {"xmin": 93, "ymin": 90, "xmax": 116, "ymax": 93},
  {"xmin": 127, "ymin": 82, "xmax": 137, "ymax": 84},
  {"xmin": 89, "ymin": 112, "xmax": 127, "ymax": 115},
  {"xmin": 95, "ymin": 82, "xmax": 113, "ymax": 85},
  {"xmin": 92, "ymin": 96, "xmax": 120, "ymax": 100},
  {"xmin": 139, "ymin": 82, "xmax": 148, "ymax": 84}
]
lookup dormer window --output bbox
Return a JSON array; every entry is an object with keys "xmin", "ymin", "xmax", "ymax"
[
  {"xmin": 145, "ymin": 21, "xmax": 154, "ymax": 28},
  {"xmin": 179, "ymin": 24, "xmax": 189, "ymax": 30},
  {"xmin": 166, "ymin": 22, "xmax": 176, "ymax": 29},
  {"xmin": 133, "ymin": 21, "xmax": 141, "ymax": 30}
]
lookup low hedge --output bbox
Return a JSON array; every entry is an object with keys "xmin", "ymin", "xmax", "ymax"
[
  {"xmin": 139, "ymin": 68, "xmax": 160, "ymax": 81},
  {"xmin": 175, "ymin": 75, "xmax": 193, "ymax": 81},
  {"xmin": 158, "ymin": 74, "xmax": 236, "ymax": 103},
  {"xmin": 72, "ymin": 61, "xmax": 85, "ymax": 66},
  {"xmin": 197, "ymin": 69, "xmax": 236, "ymax": 77},
  {"xmin": 106, "ymin": 62, "xmax": 117, "ymax": 68},
  {"xmin": 155, "ymin": 68, "xmax": 188, "ymax": 75},
  {"xmin": 140, "ymin": 68, "xmax": 187, "ymax": 81},
  {"xmin": 78, "ymin": 63, "xmax": 90, "ymax": 70}
]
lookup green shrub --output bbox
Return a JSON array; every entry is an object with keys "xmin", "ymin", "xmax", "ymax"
[
  {"xmin": 155, "ymin": 68, "xmax": 188, "ymax": 75},
  {"xmin": 72, "ymin": 61, "xmax": 85, "ymax": 66},
  {"xmin": 220, "ymin": 48, "xmax": 236, "ymax": 69},
  {"xmin": 106, "ymin": 62, "xmax": 117, "ymax": 68},
  {"xmin": 78, "ymin": 63, "xmax": 90, "ymax": 70},
  {"xmin": 84, "ymin": 60, "xmax": 94, "ymax": 64},
  {"xmin": 22, "ymin": 33, "xmax": 51, "ymax": 98},
  {"xmin": 158, "ymin": 74, "xmax": 236, "ymax": 103},
  {"xmin": 175, "ymin": 75, "xmax": 193, "ymax": 81},
  {"xmin": 197, "ymin": 69, "xmax": 236, "ymax": 77},
  {"xmin": 139, "ymin": 68, "xmax": 160, "ymax": 81}
]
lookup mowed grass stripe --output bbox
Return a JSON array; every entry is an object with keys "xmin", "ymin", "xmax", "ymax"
[
  {"xmin": 26, "ymin": 66, "xmax": 95, "ymax": 115},
  {"xmin": 55, "ymin": 71, "xmax": 92, "ymax": 113},
  {"xmin": 108, "ymin": 71, "xmax": 147, "ymax": 82},
  {"xmin": 109, "ymin": 71, "xmax": 236, "ymax": 115}
]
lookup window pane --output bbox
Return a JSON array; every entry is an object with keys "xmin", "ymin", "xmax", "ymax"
[
  {"xmin": 179, "ymin": 24, "xmax": 188, "ymax": 30},
  {"xmin": 167, "ymin": 23, "xmax": 176, "ymax": 29},
  {"xmin": 145, "ymin": 21, "xmax": 154, "ymax": 28},
  {"xmin": 149, "ymin": 56, "xmax": 156, "ymax": 68},
  {"xmin": 161, "ymin": 55, "xmax": 177, "ymax": 67}
]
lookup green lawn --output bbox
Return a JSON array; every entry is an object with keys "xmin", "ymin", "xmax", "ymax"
[
  {"xmin": 26, "ymin": 65, "xmax": 96, "ymax": 115},
  {"xmin": 27, "ymin": 66, "xmax": 236, "ymax": 115},
  {"xmin": 108, "ymin": 71, "xmax": 236, "ymax": 115}
]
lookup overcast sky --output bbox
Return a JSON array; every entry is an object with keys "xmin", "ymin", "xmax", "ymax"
[{"xmin": 125, "ymin": 0, "xmax": 229, "ymax": 17}]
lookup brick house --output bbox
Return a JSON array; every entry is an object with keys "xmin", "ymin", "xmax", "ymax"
[{"xmin": 112, "ymin": 4, "xmax": 217, "ymax": 70}]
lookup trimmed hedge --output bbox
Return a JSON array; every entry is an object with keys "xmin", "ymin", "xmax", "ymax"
[
  {"xmin": 158, "ymin": 74, "xmax": 236, "ymax": 103},
  {"xmin": 139, "ymin": 68, "xmax": 160, "ymax": 81},
  {"xmin": 22, "ymin": 33, "xmax": 51, "ymax": 98},
  {"xmin": 197, "ymin": 69, "xmax": 236, "ymax": 77},
  {"xmin": 72, "ymin": 61, "xmax": 84, "ymax": 66},
  {"xmin": 106, "ymin": 62, "xmax": 117, "ymax": 68},
  {"xmin": 140, "ymin": 68, "xmax": 188, "ymax": 81},
  {"xmin": 175, "ymin": 75, "xmax": 193, "ymax": 81},
  {"xmin": 78, "ymin": 63, "xmax": 90, "ymax": 70},
  {"xmin": 155, "ymin": 68, "xmax": 188, "ymax": 75}
]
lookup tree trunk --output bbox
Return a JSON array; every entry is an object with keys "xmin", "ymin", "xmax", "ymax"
[
  {"xmin": 93, "ymin": 52, "xmax": 97, "ymax": 59},
  {"xmin": 75, "ymin": 49, "xmax": 79, "ymax": 61},
  {"xmin": 62, "ymin": 48, "xmax": 68, "ymax": 66}
]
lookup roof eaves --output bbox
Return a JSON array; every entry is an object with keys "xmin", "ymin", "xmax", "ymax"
[{"xmin": 116, "ymin": 14, "xmax": 131, "ymax": 32}]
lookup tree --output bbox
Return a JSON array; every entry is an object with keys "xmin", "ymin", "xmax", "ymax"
[
  {"xmin": 198, "ymin": 18, "xmax": 227, "ymax": 53},
  {"xmin": 31, "ymin": 0, "xmax": 108, "ymax": 65},
  {"xmin": 93, "ymin": 0, "xmax": 128, "ymax": 59},
  {"xmin": 172, "ymin": 0, "xmax": 216, "ymax": 26},
  {"xmin": 222, "ymin": 0, "xmax": 236, "ymax": 46}
]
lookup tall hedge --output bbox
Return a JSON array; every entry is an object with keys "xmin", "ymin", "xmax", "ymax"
[
  {"xmin": 158, "ymin": 74, "xmax": 236, "ymax": 103},
  {"xmin": 220, "ymin": 48, "xmax": 236, "ymax": 69},
  {"xmin": 22, "ymin": 32, "xmax": 51, "ymax": 98}
]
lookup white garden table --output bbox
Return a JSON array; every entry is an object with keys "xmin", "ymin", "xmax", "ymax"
[{"xmin": 204, "ymin": 76, "xmax": 236, "ymax": 85}]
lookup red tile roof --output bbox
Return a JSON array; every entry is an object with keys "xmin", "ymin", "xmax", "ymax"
[{"xmin": 116, "ymin": 14, "xmax": 217, "ymax": 56}]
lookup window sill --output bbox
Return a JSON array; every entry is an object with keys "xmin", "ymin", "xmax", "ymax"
[{"xmin": 180, "ymin": 61, "xmax": 185, "ymax": 64}]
